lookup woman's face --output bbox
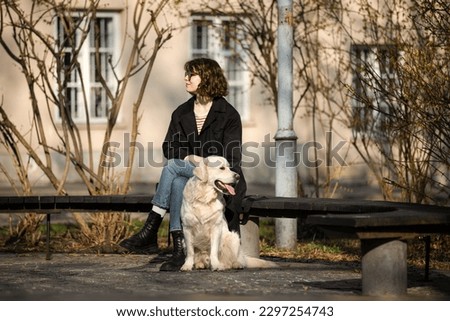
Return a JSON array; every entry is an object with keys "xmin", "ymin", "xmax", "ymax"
[{"xmin": 185, "ymin": 70, "xmax": 201, "ymax": 95}]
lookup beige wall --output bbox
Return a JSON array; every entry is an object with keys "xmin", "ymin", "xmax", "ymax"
[{"xmin": 0, "ymin": 0, "xmax": 388, "ymax": 198}]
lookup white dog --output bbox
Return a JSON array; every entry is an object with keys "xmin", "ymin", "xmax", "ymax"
[{"xmin": 180, "ymin": 156, "xmax": 276, "ymax": 271}]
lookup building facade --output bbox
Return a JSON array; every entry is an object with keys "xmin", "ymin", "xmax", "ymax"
[{"xmin": 1, "ymin": 0, "xmax": 445, "ymax": 202}]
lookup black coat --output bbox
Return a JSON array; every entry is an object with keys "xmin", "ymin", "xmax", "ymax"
[{"xmin": 162, "ymin": 96, "xmax": 246, "ymax": 232}]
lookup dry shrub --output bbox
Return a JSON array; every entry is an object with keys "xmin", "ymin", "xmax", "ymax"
[
  {"xmin": 407, "ymin": 235, "xmax": 450, "ymax": 270},
  {"xmin": 4, "ymin": 213, "xmax": 45, "ymax": 247},
  {"xmin": 71, "ymin": 212, "xmax": 131, "ymax": 253}
]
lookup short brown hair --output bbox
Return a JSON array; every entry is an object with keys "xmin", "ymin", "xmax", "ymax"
[{"xmin": 184, "ymin": 58, "xmax": 228, "ymax": 97}]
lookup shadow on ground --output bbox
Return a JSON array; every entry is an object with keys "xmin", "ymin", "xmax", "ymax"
[{"xmin": 0, "ymin": 252, "xmax": 449, "ymax": 301}]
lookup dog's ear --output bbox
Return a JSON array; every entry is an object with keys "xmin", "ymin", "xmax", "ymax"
[{"xmin": 193, "ymin": 159, "xmax": 208, "ymax": 182}]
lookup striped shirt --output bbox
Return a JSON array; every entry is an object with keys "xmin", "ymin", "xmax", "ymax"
[
  {"xmin": 195, "ymin": 112, "xmax": 208, "ymax": 134},
  {"xmin": 194, "ymin": 101, "xmax": 212, "ymax": 134}
]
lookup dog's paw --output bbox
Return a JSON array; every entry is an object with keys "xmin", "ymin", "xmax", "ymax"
[
  {"xmin": 180, "ymin": 263, "xmax": 193, "ymax": 271},
  {"xmin": 194, "ymin": 262, "xmax": 206, "ymax": 269},
  {"xmin": 180, "ymin": 257, "xmax": 194, "ymax": 271},
  {"xmin": 211, "ymin": 263, "xmax": 226, "ymax": 271}
]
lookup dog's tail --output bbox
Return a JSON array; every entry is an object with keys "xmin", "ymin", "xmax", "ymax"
[{"xmin": 244, "ymin": 256, "xmax": 278, "ymax": 269}]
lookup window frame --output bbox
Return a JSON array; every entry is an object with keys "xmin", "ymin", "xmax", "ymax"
[
  {"xmin": 350, "ymin": 44, "xmax": 399, "ymax": 134},
  {"xmin": 189, "ymin": 14, "xmax": 250, "ymax": 122},
  {"xmin": 55, "ymin": 11, "xmax": 120, "ymax": 124}
]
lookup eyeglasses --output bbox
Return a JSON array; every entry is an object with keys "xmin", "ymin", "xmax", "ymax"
[{"xmin": 184, "ymin": 71, "xmax": 198, "ymax": 79}]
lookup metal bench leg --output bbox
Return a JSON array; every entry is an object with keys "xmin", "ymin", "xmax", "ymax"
[
  {"xmin": 424, "ymin": 236, "xmax": 431, "ymax": 281},
  {"xmin": 361, "ymin": 239, "xmax": 407, "ymax": 296},
  {"xmin": 46, "ymin": 213, "xmax": 52, "ymax": 260}
]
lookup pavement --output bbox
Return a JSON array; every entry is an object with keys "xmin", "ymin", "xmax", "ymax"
[
  {"xmin": 1, "ymin": 182, "xmax": 449, "ymax": 301},
  {"xmin": 0, "ymin": 251, "xmax": 449, "ymax": 301}
]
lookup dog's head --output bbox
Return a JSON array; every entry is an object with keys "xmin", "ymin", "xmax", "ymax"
[{"xmin": 193, "ymin": 156, "xmax": 240, "ymax": 196}]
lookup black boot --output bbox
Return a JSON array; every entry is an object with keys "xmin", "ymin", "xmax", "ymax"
[
  {"xmin": 159, "ymin": 230, "xmax": 185, "ymax": 271},
  {"xmin": 119, "ymin": 211, "xmax": 163, "ymax": 254}
]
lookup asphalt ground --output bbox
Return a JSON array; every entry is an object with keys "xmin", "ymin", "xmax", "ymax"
[
  {"xmin": 1, "ymin": 183, "xmax": 449, "ymax": 301},
  {"xmin": 0, "ymin": 251, "xmax": 449, "ymax": 301}
]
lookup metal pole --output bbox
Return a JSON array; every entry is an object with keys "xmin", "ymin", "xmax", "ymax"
[{"xmin": 275, "ymin": 0, "xmax": 297, "ymax": 249}]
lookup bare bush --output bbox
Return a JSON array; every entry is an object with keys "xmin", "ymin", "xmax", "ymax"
[{"xmin": 0, "ymin": 0, "xmax": 174, "ymax": 249}]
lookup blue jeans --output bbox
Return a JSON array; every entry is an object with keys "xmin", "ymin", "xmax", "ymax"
[{"xmin": 151, "ymin": 159, "xmax": 195, "ymax": 232}]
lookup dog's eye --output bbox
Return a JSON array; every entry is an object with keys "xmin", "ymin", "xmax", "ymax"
[{"xmin": 220, "ymin": 166, "xmax": 225, "ymax": 170}]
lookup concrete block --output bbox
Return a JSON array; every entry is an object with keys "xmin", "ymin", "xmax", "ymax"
[
  {"xmin": 361, "ymin": 239, "xmax": 407, "ymax": 296},
  {"xmin": 240, "ymin": 217, "xmax": 260, "ymax": 258}
]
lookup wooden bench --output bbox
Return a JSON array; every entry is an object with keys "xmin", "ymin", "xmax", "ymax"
[
  {"xmin": 305, "ymin": 208, "xmax": 450, "ymax": 296},
  {"xmin": 1, "ymin": 195, "xmax": 449, "ymax": 296},
  {"xmin": 241, "ymin": 196, "xmax": 450, "ymax": 296},
  {"xmin": 0, "ymin": 195, "xmax": 154, "ymax": 260}
]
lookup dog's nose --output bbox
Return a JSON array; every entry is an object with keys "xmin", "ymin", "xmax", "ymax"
[{"xmin": 234, "ymin": 173, "xmax": 240, "ymax": 180}]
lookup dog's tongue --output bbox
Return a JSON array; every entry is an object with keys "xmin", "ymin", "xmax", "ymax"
[{"xmin": 224, "ymin": 183, "xmax": 236, "ymax": 195}]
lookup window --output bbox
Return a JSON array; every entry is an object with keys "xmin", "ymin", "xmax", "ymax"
[
  {"xmin": 350, "ymin": 44, "xmax": 399, "ymax": 134},
  {"xmin": 190, "ymin": 15, "xmax": 250, "ymax": 121},
  {"xmin": 56, "ymin": 12, "xmax": 118, "ymax": 123}
]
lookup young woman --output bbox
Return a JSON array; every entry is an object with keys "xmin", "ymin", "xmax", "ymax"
[{"xmin": 119, "ymin": 58, "xmax": 246, "ymax": 271}]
